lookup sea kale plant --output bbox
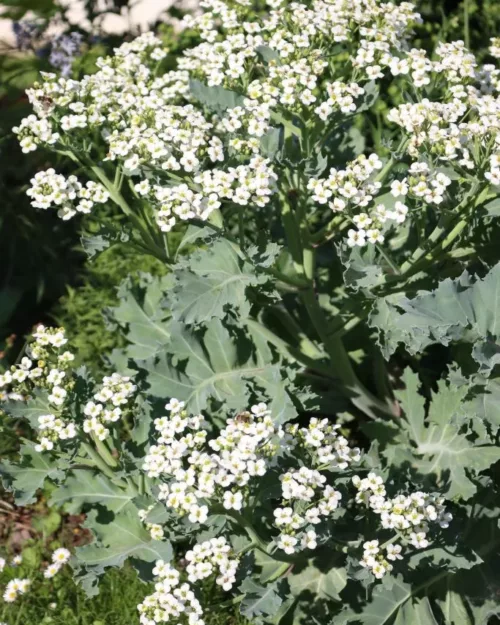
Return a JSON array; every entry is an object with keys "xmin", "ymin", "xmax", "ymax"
[{"xmin": 2, "ymin": 0, "xmax": 500, "ymax": 623}]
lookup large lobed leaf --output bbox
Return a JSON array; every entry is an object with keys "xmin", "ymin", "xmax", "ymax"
[
  {"xmin": 0, "ymin": 442, "xmax": 66, "ymax": 505},
  {"xmin": 170, "ymin": 239, "xmax": 267, "ymax": 324},
  {"xmin": 76, "ymin": 506, "xmax": 173, "ymax": 573},
  {"xmin": 49, "ymin": 470, "xmax": 137, "ymax": 514},
  {"xmin": 369, "ymin": 369, "xmax": 500, "ymax": 500},
  {"xmin": 239, "ymin": 578, "xmax": 286, "ymax": 620},
  {"xmin": 370, "ymin": 262, "xmax": 500, "ymax": 373},
  {"xmin": 108, "ymin": 273, "xmax": 173, "ymax": 360},
  {"xmin": 141, "ymin": 318, "xmax": 296, "ymax": 420}
]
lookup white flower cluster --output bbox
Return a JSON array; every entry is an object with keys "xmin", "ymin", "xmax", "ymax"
[
  {"xmin": 14, "ymin": 0, "xmax": 423, "ymax": 243},
  {"xmin": 390, "ymin": 163, "xmax": 452, "ymax": 206},
  {"xmin": 2, "ymin": 578, "xmax": 30, "ymax": 603},
  {"xmin": 308, "ymin": 154, "xmax": 383, "ymax": 211},
  {"xmin": 316, "ymin": 82, "xmax": 365, "ymax": 119},
  {"xmin": 0, "ymin": 325, "xmax": 78, "ymax": 452},
  {"xmin": 182, "ymin": 0, "xmax": 420, "ymax": 102},
  {"xmin": 144, "ymin": 400, "xmax": 285, "ymax": 524},
  {"xmin": 138, "ymin": 561, "xmax": 204, "ymax": 625},
  {"xmin": 274, "ymin": 417, "xmax": 361, "ymax": 554},
  {"xmin": 185, "ymin": 538, "xmax": 239, "ymax": 591},
  {"xmin": 141, "ymin": 156, "xmax": 277, "ymax": 232},
  {"xmin": 353, "ymin": 472, "xmax": 453, "ymax": 578},
  {"xmin": 0, "ymin": 324, "xmax": 136, "ymax": 451},
  {"xmin": 308, "ymin": 154, "xmax": 393, "ymax": 246},
  {"xmin": 138, "ymin": 539, "xmax": 238, "ymax": 625},
  {"xmin": 359, "ymin": 539, "xmax": 402, "ymax": 579},
  {"xmin": 26, "ymin": 169, "xmax": 109, "ymax": 220},
  {"xmin": 308, "ymin": 155, "xmax": 454, "ymax": 247},
  {"xmin": 386, "ymin": 43, "xmax": 500, "ymax": 189},
  {"xmin": 43, "ymin": 548, "xmax": 71, "ymax": 579},
  {"xmin": 82, "ymin": 373, "xmax": 136, "ymax": 441}
]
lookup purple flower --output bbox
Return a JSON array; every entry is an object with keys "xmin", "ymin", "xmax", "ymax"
[
  {"xmin": 49, "ymin": 33, "xmax": 84, "ymax": 76},
  {"xmin": 12, "ymin": 21, "xmax": 41, "ymax": 51}
]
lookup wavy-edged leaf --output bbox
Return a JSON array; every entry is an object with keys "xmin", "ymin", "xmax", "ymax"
[
  {"xmin": 0, "ymin": 442, "xmax": 66, "ymax": 504},
  {"xmin": 171, "ymin": 240, "xmax": 266, "ymax": 324},
  {"xmin": 109, "ymin": 273, "xmax": 173, "ymax": 360},
  {"xmin": 289, "ymin": 558, "xmax": 347, "ymax": 602},
  {"xmin": 142, "ymin": 318, "xmax": 293, "ymax": 416},
  {"xmin": 381, "ymin": 370, "xmax": 500, "ymax": 500},
  {"xmin": 76, "ymin": 506, "xmax": 172, "ymax": 573},
  {"xmin": 189, "ymin": 79, "xmax": 244, "ymax": 112},
  {"xmin": 49, "ymin": 470, "xmax": 137, "ymax": 514},
  {"xmin": 2, "ymin": 389, "xmax": 53, "ymax": 428},
  {"xmin": 337, "ymin": 244, "xmax": 384, "ymax": 292},
  {"xmin": 370, "ymin": 263, "xmax": 500, "ymax": 372},
  {"xmin": 239, "ymin": 578, "xmax": 285, "ymax": 620},
  {"xmin": 340, "ymin": 548, "xmax": 500, "ymax": 625}
]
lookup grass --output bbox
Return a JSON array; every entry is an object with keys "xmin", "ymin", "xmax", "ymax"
[
  {"xmin": 1, "ymin": 564, "xmax": 147, "ymax": 625},
  {"xmin": 0, "ymin": 559, "xmax": 249, "ymax": 625}
]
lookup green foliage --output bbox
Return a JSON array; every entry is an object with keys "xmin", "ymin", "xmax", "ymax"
[
  {"xmin": 141, "ymin": 317, "xmax": 291, "ymax": 415},
  {"xmin": 1, "ymin": 442, "xmax": 66, "ymax": 505},
  {"xmin": 75, "ymin": 507, "xmax": 173, "ymax": 575},
  {"xmin": 170, "ymin": 239, "xmax": 271, "ymax": 324},
  {"xmin": 53, "ymin": 245, "xmax": 166, "ymax": 373},
  {"xmin": 370, "ymin": 261, "xmax": 500, "ymax": 372},
  {"xmin": 367, "ymin": 370, "xmax": 500, "ymax": 500}
]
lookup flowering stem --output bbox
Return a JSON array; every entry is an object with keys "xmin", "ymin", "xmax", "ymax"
[
  {"xmin": 376, "ymin": 181, "xmax": 486, "ymax": 289},
  {"xmin": 217, "ymin": 594, "xmax": 245, "ymax": 609},
  {"xmin": 280, "ymin": 190, "xmax": 396, "ymax": 418},
  {"xmin": 218, "ymin": 507, "xmax": 300, "ymax": 564},
  {"xmin": 86, "ymin": 162, "xmax": 170, "ymax": 263},
  {"xmin": 310, "ymin": 215, "xmax": 346, "ymax": 244},
  {"xmin": 238, "ymin": 207, "xmax": 246, "ymax": 250},
  {"xmin": 301, "ymin": 285, "xmax": 395, "ymax": 417}
]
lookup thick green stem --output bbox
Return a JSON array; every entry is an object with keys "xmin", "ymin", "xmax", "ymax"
[
  {"xmin": 215, "ymin": 506, "xmax": 301, "ymax": 564},
  {"xmin": 376, "ymin": 182, "xmax": 485, "ymax": 290},
  {"xmin": 279, "ymin": 188, "xmax": 395, "ymax": 418},
  {"xmin": 81, "ymin": 441, "xmax": 117, "ymax": 481},
  {"xmin": 262, "ymin": 562, "xmax": 290, "ymax": 583},
  {"xmin": 92, "ymin": 434, "xmax": 118, "ymax": 467}
]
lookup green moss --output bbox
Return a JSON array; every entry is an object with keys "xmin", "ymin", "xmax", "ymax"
[{"xmin": 52, "ymin": 245, "xmax": 166, "ymax": 375}]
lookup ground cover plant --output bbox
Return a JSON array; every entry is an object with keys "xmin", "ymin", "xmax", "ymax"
[{"xmin": 2, "ymin": 0, "xmax": 500, "ymax": 623}]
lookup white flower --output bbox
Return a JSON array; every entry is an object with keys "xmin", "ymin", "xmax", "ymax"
[
  {"xmin": 386, "ymin": 544, "xmax": 403, "ymax": 561},
  {"xmin": 277, "ymin": 534, "xmax": 297, "ymax": 555},
  {"xmin": 347, "ymin": 228, "xmax": 366, "ymax": 247},
  {"xmin": 44, "ymin": 563, "xmax": 62, "ymax": 578},
  {"xmin": 52, "ymin": 548, "xmax": 71, "ymax": 564},
  {"xmin": 390, "ymin": 180, "xmax": 408, "ymax": 197},
  {"xmin": 223, "ymin": 491, "xmax": 243, "ymax": 511},
  {"xmin": 301, "ymin": 530, "xmax": 317, "ymax": 550},
  {"xmin": 188, "ymin": 505, "xmax": 209, "ymax": 524}
]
